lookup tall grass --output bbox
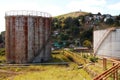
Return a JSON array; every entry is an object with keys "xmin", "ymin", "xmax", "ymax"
[
  {"xmin": 63, "ymin": 50, "xmax": 86, "ymax": 65},
  {"xmin": 4, "ymin": 50, "xmax": 92, "ymax": 80},
  {"xmin": 0, "ymin": 48, "xmax": 5, "ymax": 56},
  {"xmin": 12, "ymin": 65, "xmax": 92, "ymax": 80},
  {"xmin": 0, "ymin": 48, "xmax": 6, "ymax": 63}
]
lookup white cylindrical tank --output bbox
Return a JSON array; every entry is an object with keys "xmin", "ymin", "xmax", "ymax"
[{"xmin": 94, "ymin": 28, "xmax": 120, "ymax": 59}]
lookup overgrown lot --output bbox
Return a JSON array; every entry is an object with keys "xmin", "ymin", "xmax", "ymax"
[{"xmin": 0, "ymin": 49, "xmax": 92, "ymax": 80}]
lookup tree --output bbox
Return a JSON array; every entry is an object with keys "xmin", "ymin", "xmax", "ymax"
[
  {"xmin": 97, "ymin": 12, "xmax": 101, "ymax": 15},
  {"xmin": 114, "ymin": 15, "xmax": 120, "ymax": 26},
  {"xmin": 105, "ymin": 18, "xmax": 114, "ymax": 25},
  {"xmin": 0, "ymin": 34, "xmax": 3, "ymax": 44},
  {"xmin": 83, "ymin": 40, "xmax": 92, "ymax": 48},
  {"xmin": 78, "ymin": 16, "xmax": 85, "ymax": 25},
  {"xmin": 116, "ymin": 15, "xmax": 120, "ymax": 20},
  {"xmin": 73, "ymin": 17, "xmax": 80, "ymax": 27},
  {"xmin": 58, "ymin": 33, "xmax": 69, "ymax": 41},
  {"xmin": 70, "ymin": 26, "xmax": 80, "ymax": 36},
  {"xmin": 64, "ymin": 17, "xmax": 73, "ymax": 29},
  {"xmin": 80, "ymin": 28, "xmax": 93, "ymax": 44}
]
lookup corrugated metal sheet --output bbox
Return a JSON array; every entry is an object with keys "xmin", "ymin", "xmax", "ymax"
[
  {"xmin": 94, "ymin": 28, "xmax": 120, "ymax": 59},
  {"xmin": 5, "ymin": 11, "xmax": 52, "ymax": 64}
]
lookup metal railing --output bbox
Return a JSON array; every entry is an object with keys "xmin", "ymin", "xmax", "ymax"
[
  {"xmin": 5, "ymin": 10, "xmax": 52, "ymax": 17},
  {"xmin": 94, "ymin": 59, "xmax": 120, "ymax": 80}
]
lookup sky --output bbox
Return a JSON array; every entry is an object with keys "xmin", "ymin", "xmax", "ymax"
[{"xmin": 0, "ymin": 0, "xmax": 120, "ymax": 32}]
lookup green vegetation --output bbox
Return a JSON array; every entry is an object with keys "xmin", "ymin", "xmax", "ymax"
[
  {"xmin": 0, "ymin": 48, "xmax": 5, "ymax": 63},
  {"xmin": 0, "ymin": 48, "xmax": 5, "ymax": 56},
  {"xmin": 52, "ymin": 12, "xmax": 94, "ymax": 48},
  {"xmin": 0, "ymin": 50, "xmax": 92, "ymax": 80},
  {"xmin": 0, "ymin": 34, "xmax": 3, "ymax": 44},
  {"xmin": 55, "ymin": 11, "xmax": 89, "ymax": 18},
  {"xmin": 52, "ymin": 12, "xmax": 120, "ymax": 49},
  {"xmin": 87, "ymin": 63, "xmax": 104, "ymax": 76},
  {"xmin": 83, "ymin": 40, "xmax": 92, "ymax": 48},
  {"xmin": 0, "ymin": 49, "xmax": 118, "ymax": 80},
  {"xmin": 89, "ymin": 56, "xmax": 98, "ymax": 63},
  {"xmin": 65, "ymin": 51, "xmax": 116, "ymax": 78},
  {"xmin": 50, "ymin": 50, "xmax": 70, "ymax": 62},
  {"xmin": 0, "ymin": 31, "xmax": 5, "ymax": 44},
  {"xmin": 64, "ymin": 50, "xmax": 86, "ymax": 65},
  {"xmin": 11, "ymin": 65, "xmax": 91, "ymax": 80}
]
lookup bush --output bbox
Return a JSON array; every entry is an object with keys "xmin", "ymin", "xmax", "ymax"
[
  {"xmin": 82, "ymin": 54, "xmax": 88, "ymax": 59},
  {"xmin": 105, "ymin": 18, "xmax": 114, "ymax": 25},
  {"xmin": 67, "ymin": 56, "xmax": 74, "ymax": 62},
  {"xmin": 83, "ymin": 40, "xmax": 92, "ymax": 48},
  {"xmin": 0, "ymin": 48, "xmax": 5, "ymax": 56},
  {"xmin": 89, "ymin": 56, "xmax": 98, "ymax": 63}
]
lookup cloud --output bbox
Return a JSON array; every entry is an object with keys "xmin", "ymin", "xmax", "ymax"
[
  {"xmin": 37, "ymin": 5, "xmax": 65, "ymax": 16},
  {"xmin": 0, "ymin": 0, "xmax": 65, "ymax": 32},
  {"xmin": 0, "ymin": 1, "xmax": 40, "ymax": 32},
  {"xmin": 66, "ymin": 0, "xmax": 106, "ymax": 13},
  {"xmin": 1, "ymin": 0, "xmax": 120, "ymax": 32},
  {"xmin": 1, "ymin": 1, "xmax": 64, "ymax": 16},
  {"xmin": 107, "ymin": 2, "xmax": 120, "ymax": 10}
]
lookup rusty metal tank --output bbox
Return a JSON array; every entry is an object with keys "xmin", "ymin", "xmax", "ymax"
[
  {"xmin": 94, "ymin": 28, "xmax": 120, "ymax": 59},
  {"xmin": 5, "ymin": 10, "xmax": 52, "ymax": 64}
]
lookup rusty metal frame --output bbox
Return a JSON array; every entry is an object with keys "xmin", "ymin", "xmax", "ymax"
[{"xmin": 5, "ymin": 10, "xmax": 52, "ymax": 17}]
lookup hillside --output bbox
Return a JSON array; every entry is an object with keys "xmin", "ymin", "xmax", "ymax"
[
  {"xmin": 55, "ymin": 11, "xmax": 89, "ymax": 18},
  {"xmin": 52, "ymin": 11, "xmax": 120, "ymax": 49},
  {"xmin": 52, "ymin": 11, "xmax": 93, "ymax": 49}
]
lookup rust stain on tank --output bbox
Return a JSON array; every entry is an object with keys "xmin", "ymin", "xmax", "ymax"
[
  {"xmin": 5, "ymin": 16, "xmax": 10, "ymax": 63},
  {"xmin": 5, "ymin": 11, "xmax": 52, "ymax": 64},
  {"xmin": 12, "ymin": 16, "xmax": 16, "ymax": 62},
  {"xmin": 24, "ymin": 16, "xmax": 28, "ymax": 61}
]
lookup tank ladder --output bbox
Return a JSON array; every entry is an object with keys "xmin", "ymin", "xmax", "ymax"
[{"xmin": 94, "ymin": 27, "xmax": 116, "ymax": 55}]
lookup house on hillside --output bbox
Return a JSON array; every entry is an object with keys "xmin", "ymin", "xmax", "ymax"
[
  {"xmin": 93, "ymin": 14, "xmax": 104, "ymax": 22},
  {"xmin": 103, "ymin": 14, "xmax": 115, "ymax": 22},
  {"xmin": 52, "ymin": 30, "xmax": 60, "ymax": 37},
  {"xmin": 85, "ymin": 16, "xmax": 93, "ymax": 24},
  {"xmin": 0, "ymin": 31, "xmax": 5, "ymax": 48}
]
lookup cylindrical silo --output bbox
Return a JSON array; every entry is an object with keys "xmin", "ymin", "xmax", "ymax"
[
  {"xmin": 5, "ymin": 10, "xmax": 52, "ymax": 64},
  {"xmin": 44, "ymin": 18, "xmax": 52, "ymax": 61},
  {"xmin": 94, "ymin": 28, "xmax": 120, "ymax": 59}
]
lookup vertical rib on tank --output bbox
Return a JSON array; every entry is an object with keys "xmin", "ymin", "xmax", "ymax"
[{"xmin": 5, "ymin": 10, "xmax": 52, "ymax": 64}]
